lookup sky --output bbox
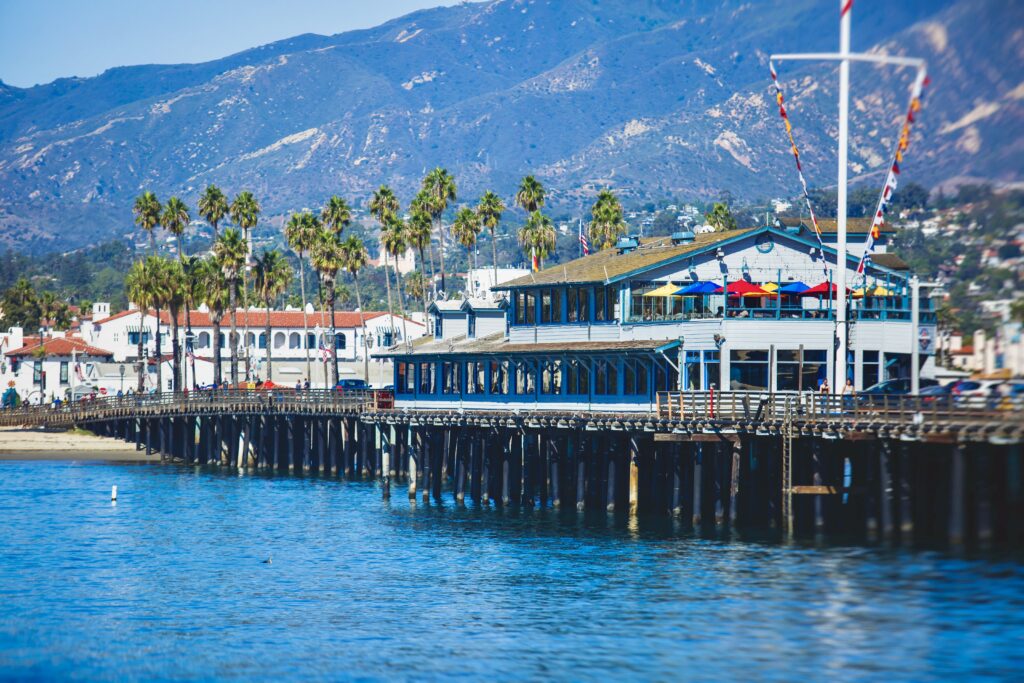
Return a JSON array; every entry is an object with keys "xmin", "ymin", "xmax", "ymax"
[{"xmin": 0, "ymin": 0, "xmax": 460, "ymax": 88}]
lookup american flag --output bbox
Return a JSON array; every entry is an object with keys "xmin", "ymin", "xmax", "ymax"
[
  {"xmin": 185, "ymin": 339, "xmax": 195, "ymax": 363},
  {"xmin": 318, "ymin": 332, "xmax": 331, "ymax": 362},
  {"xmin": 578, "ymin": 219, "xmax": 590, "ymax": 256}
]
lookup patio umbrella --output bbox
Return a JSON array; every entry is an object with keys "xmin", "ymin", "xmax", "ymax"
[
  {"xmin": 852, "ymin": 284, "xmax": 894, "ymax": 298},
  {"xmin": 799, "ymin": 282, "xmax": 852, "ymax": 298},
  {"xmin": 778, "ymin": 281, "xmax": 810, "ymax": 294},
  {"xmin": 643, "ymin": 282, "xmax": 684, "ymax": 297},
  {"xmin": 726, "ymin": 280, "xmax": 771, "ymax": 297},
  {"xmin": 762, "ymin": 282, "xmax": 779, "ymax": 292},
  {"xmin": 675, "ymin": 281, "xmax": 723, "ymax": 296}
]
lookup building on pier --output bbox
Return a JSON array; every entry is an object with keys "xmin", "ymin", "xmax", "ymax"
[{"xmin": 380, "ymin": 220, "xmax": 936, "ymax": 410}]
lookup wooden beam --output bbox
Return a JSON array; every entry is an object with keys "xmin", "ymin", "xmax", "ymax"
[{"xmin": 654, "ymin": 433, "xmax": 740, "ymax": 443}]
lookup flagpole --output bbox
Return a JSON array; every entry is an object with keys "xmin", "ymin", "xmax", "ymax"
[{"xmin": 835, "ymin": 0, "xmax": 851, "ymax": 393}]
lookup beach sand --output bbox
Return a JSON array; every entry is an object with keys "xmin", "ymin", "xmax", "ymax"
[{"xmin": 0, "ymin": 426, "xmax": 160, "ymax": 462}]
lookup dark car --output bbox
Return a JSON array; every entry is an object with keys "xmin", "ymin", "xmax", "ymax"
[
  {"xmin": 917, "ymin": 383, "xmax": 953, "ymax": 404},
  {"xmin": 335, "ymin": 379, "xmax": 369, "ymax": 391},
  {"xmin": 859, "ymin": 378, "xmax": 939, "ymax": 407}
]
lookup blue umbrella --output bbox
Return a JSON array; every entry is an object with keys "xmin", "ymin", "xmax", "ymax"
[
  {"xmin": 674, "ymin": 281, "xmax": 723, "ymax": 296},
  {"xmin": 778, "ymin": 281, "xmax": 810, "ymax": 294}
]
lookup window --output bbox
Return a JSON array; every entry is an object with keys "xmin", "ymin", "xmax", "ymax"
[
  {"xmin": 289, "ymin": 332, "xmax": 300, "ymax": 349},
  {"xmin": 594, "ymin": 285, "xmax": 617, "ymax": 322},
  {"xmin": 567, "ymin": 288, "xmax": 590, "ymax": 323},
  {"xmin": 273, "ymin": 332, "xmax": 286, "ymax": 349},
  {"xmin": 441, "ymin": 362, "xmax": 461, "ymax": 394},
  {"xmin": 33, "ymin": 361, "xmax": 42, "ymax": 386},
  {"xmin": 515, "ymin": 360, "xmax": 535, "ymax": 395},
  {"xmin": 307, "ymin": 333, "xmax": 316, "ymax": 349},
  {"xmin": 220, "ymin": 333, "xmax": 227, "ymax": 349},
  {"xmin": 467, "ymin": 312, "xmax": 476, "ymax": 338},
  {"xmin": 466, "ymin": 361, "xmax": 485, "ymax": 394},
  {"xmin": 418, "ymin": 362, "xmax": 435, "ymax": 395},
  {"xmin": 703, "ymin": 350, "xmax": 720, "ymax": 389},
  {"xmin": 524, "ymin": 292, "xmax": 536, "ymax": 324},
  {"xmin": 336, "ymin": 334, "xmax": 346, "ymax": 350},
  {"xmin": 862, "ymin": 350, "xmax": 880, "ymax": 388},
  {"xmin": 60, "ymin": 361, "xmax": 69, "ymax": 385},
  {"xmin": 594, "ymin": 359, "xmax": 618, "ymax": 395},
  {"xmin": 434, "ymin": 313, "xmax": 443, "ymax": 338},
  {"xmin": 566, "ymin": 359, "xmax": 590, "ymax": 395},
  {"xmin": 198, "ymin": 332, "xmax": 211, "ymax": 349},
  {"xmin": 258, "ymin": 333, "xmax": 267, "ymax": 350},
  {"xmin": 127, "ymin": 331, "xmax": 150, "ymax": 345},
  {"xmin": 777, "ymin": 349, "xmax": 828, "ymax": 392},
  {"xmin": 623, "ymin": 359, "xmax": 649, "ymax": 396},
  {"xmin": 540, "ymin": 288, "xmax": 562, "ymax": 323},
  {"xmin": 540, "ymin": 360, "xmax": 562, "ymax": 395},
  {"xmin": 489, "ymin": 361, "xmax": 510, "ymax": 395},
  {"xmin": 396, "ymin": 362, "xmax": 414, "ymax": 394},
  {"xmin": 515, "ymin": 291, "xmax": 526, "ymax": 325},
  {"xmin": 729, "ymin": 350, "xmax": 769, "ymax": 391},
  {"xmin": 684, "ymin": 351, "xmax": 701, "ymax": 390}
]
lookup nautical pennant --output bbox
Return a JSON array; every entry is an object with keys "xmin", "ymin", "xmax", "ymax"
[{"xmin": 857, "ymin": 70, "xmax": 929, "ymax": 275}]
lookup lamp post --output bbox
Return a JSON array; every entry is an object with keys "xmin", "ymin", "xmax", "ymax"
[
  {"xmin": 119, "ymin": 363, "xmax": 126, "ymax": 394},
  {"xmin": 910, "ymin": 277, "xmax": 942, "ymax": 395}
]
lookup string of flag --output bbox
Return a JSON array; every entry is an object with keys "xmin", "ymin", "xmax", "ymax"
[
  {"xmin": 857, "ymin": 68, "xmax": 930, "ymax": 275},
  {"xmin": 768, "ymin": 59, "xmax": 827, "ymax": 267}
]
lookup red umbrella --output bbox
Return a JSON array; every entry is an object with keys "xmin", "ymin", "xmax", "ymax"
[
  {"xmin": 726, "ymin": 280, "xmax": 771, "ymax": 297},
  {"xmin": 799, "ymin": 282, "xmax": 852, "ymax": 298}
]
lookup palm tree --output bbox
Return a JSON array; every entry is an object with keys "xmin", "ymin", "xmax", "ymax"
[
  {"xmin": 476, "ymin": 190, "xmax": 505, "ymax": 292},
  {"xmin": 452, "ymin": 206, "xmax": 482, "ymax": 294},
  {"xmin": 705, "ymin": 202, "xmax": 737, "ymax": 232},
  {"xmin": 340, "ymin": 234, "xmax": 370, "ymax": 383},
  {"xmin": 181, "ymin": 256, "xmax": 208, "ymax": 389},
  {"xmin": 310, "ymin": 230, "xmax": 346, "ymax": 387},
  {"xmin": 588, "ymin": 189, "xmax": 627, "ymax": 250},
  {"xmin": 125, "ymin": 259, "xmax": 155, "ymax": 392},
  {"xmin": 254, "ymin": 250, "xmax": 293, "ymax": 382},
  {"xmin": 321, "ymin": 195, "xmax": 352, "ymax": 236},
  {"xmin": 162, "ymin": 196, "xmax": 191, "ymax": 258},
  {"xmin": 381, "ymin": 214, "xmax": 410, "ymax": 347},
  {"xmin": 410, "ymin": 190, "xmax": 437, "ymax": 281},
  {"xmin": 202, "ymin": 257, "xmax": 230, "ymax": 386},
  {"xmin": 518, "ymin": 211, "xmax": 557, "ymax": 269},
  {"xmin": 133, "ymin": 191, "xmax": 162, "ymax": 253},
  {"xmin": 515, "ymin": 175, "xmax": 545, "ymax": 213},
  {"xmin": 421, "ymin": 168, "xmax": 457, "ymax": 294},
  {"xmin": 370, "ymin": 185, "xmax": 400, "ymax": 322},
  {"xmin": 142, "ymin": 256, "xmax": 170, "ymax": 393},
  {"xmin": 284, "ymin": 211, "xmax": 320, "ymax": 382},
  {"xmin": 161, "ymin": 259, "xmax": 187, "ymax": 393},
  {"xmin": 213, "ymin": 229, "xmax": 248, "ymax": 386},
  {"xmin": 230, "ymin": 191, "xmax": 260, "ymax": 378},
  {"xmin": 406, "ymin": 199, "xmax": 433, "ymax": 317},
  {"xmin": 198, "ymin": 184, "xmax": 229, "ymax": 242}
]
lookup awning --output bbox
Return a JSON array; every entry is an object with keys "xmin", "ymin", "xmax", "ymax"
[
  {"xmin": 800, "ymin": 282, "xmax": 853, "ymax": 298},
  {"xmin": 726, "ymin": 280, "xmax": 772, "ymax": 298},
  {"xmin": 675, "ymin": 281, "xmax": 722, "ymax": 296},
  {"xmin": 778, "ymin": 281, "xmax": 810, "ymax": 294},
  {"xmin": 643, "ymin": 282, "xmax": 684, "ymax": 298}
]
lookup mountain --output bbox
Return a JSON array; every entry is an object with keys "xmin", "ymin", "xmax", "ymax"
[{"xmin": 0, "ymin": 0, "xmax": 1020, "ymax": 253}]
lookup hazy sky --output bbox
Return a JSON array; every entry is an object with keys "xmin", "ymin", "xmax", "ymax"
[{"xmin": 0, "ymin": 0, "xmax": 460, "ymax": 88}]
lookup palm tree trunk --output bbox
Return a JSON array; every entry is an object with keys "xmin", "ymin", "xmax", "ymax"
[
  {"xmin": 184, "ymin": 297, "xmax": 195, "ymax": 391},
  {"xmin": 171, "ymin": 313, "xmax": 181, "ymax": 393},
  {"xmin": 213, "ymin": 318, "xmax": 223, "ymax": 385},
  {"xmin": 392, "ymin": 259, "xmax": 409, "ymax": 349},
  {"xmin": 136, "ymin": 321, "xmax": 145, "ymax": 392},
  {"xmin": 418, "ymin": 247, "xmax": 429, "ymax": 318},
  {"xmin": 436, "ymin": 217, "xmax": 446, "ymax": 295},
  {"xmin": 177, "ymin": 234, "xmax": 185, "ymax": 259},
  {"xmin": 382, "ymin": 251, "xmax": 395, "ymax": 350},
  {"xmin": 299, "ymin": 254, "xmax": 311, "ymax": 384},
  {"xmin": 491, "ymin": 227, "xmax": 499, "ymax": 299},
  {"xmin": 229, "ymin": 283, "xmax": 239, "ymax": 387},
  {"xmin": 264, "ymin": 301, "xmax": 273, "ymax": 383},
  {"xmin": 149, "ymin": 231, "xmax": 156, "ymax": 253},
  {"xmin": 241, "ymin": 229, "xmax": 251, "ymax": 381},
  {"xmin": 328, "ymin": 281, "xmax": 339, "ymax": 387},
  {"xmin": 353, "ymin": 275, "xmax": 368, "ymax": 383},
  {"xmin": 155, "ymin": 306, "xmax": 163, "ymax": 393}
]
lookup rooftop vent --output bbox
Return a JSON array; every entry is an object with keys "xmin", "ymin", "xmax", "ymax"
[
  {"xmin": 671, "ymin": 231, "xmax": 696, "ymax": 245},
  {"xmin": 616, "ymin": 236, "xmax": 640, "ymax": 254}
]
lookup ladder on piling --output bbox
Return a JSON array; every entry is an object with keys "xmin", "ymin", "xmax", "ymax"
[{"xmin": 782, "ymin": 398, "xmax": 794, "ymax": 535}]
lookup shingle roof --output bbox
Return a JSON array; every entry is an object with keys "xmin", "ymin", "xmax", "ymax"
[
  {"xmin": 867, "ymin": 253, "xmax": 910, "ymax": 270},
  {"xmin": 778, "ymin": 216, "xmax": 893, "ymax": 234},
  {"xmin": 498, "ymin": 229, "xmax": 755, "ymax": 289},
  {"xmin": 378, "ymin": 331, "xmax": 679, "ymax": 358},
  {"xmin": 6, "ymin": 336, "xmax": 114, "ymax": 358}
]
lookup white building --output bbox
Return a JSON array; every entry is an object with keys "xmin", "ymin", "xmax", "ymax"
[{"xmin": 465, "ymin": 267, "xmax": 531, "ymax": 300}]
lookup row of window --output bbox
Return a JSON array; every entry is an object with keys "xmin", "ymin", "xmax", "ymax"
[
  {"xmin": 396, "ymin": 357, "xmax": 669, "ymax": 398},
  {"xmin": 512, "ymin": 286, "xmax": 618, "ymax": 326}
]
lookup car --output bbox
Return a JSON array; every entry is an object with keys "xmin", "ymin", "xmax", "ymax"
[
  {"xmin": 860, "ymin": 378, "xmax": 939, "ymax": 395},
  {"xmin": 950, "ymin": 379, "xmax": 1004, "ymax": 397},
  {"xmin": 917, "ymin": 383, "xmax": 953, "ymax": 404},
  {"xmin": 335, "ymin": 379, "xmax": 369, "ymax": 391}
]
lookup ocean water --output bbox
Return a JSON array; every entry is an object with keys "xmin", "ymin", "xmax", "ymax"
[{"xmin": 0, "ymin": 459, "xmax": 1022, "ymax": 681}]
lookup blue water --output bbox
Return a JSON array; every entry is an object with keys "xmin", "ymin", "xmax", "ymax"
[{"xmin": 0, "ymin": 460, "xmax": 1022, "ymax": 681}]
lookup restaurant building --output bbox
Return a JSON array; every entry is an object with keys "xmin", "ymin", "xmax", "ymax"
[{"xmin": 382, "ymin": 218, "xmax": 935, "ymax": 412}]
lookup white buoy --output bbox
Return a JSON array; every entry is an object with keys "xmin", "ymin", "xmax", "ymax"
[{"xmin": 111, "ymin": 485, "xmax": 118, "ymax": 501}]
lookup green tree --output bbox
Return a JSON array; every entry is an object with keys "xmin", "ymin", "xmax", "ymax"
[
  {"xmin": 198, "ymin": 184, "xmax": 229, "ymax": 242},
  {"xmin": 321, "ymin": 195, "xmax": 352, "ymax": 236},
  {"xmin": 311, "ymin": 230, "xmax": 346, "ymax": 387},
  {"xmin": 254, "ymin": 249, "xmax": 293, "ymax": 382},
  {"xmin": 515, "ymin": 175, "xmax": 545, "ymax": 213},
  {"xmin": 285, "ymin": 211, "xmax": 320, "ymax": 381},
  {"xmin": 588, "ymin": 189, "xmax": 627, "ymax": 250},
  {"xmin": 476, "ymin": 190, "xmax": 505, "ymax": 291},
  {"xmin": 213, "ymin": 229, "xmax": 248, "ymax": 386},
  {"xmin": 201, "ymin": 257, "xmax": 230, "ymax": 386},
  {"xmin": 340, "ymin": 234, "xmax": 370, "ymax": 383},
  {"xmin": 230, "ymin": 190, "xmax": 260, "ymax": 377},
  {"xmin": 370, "ymin": 185, "xmax": 400, "ymax": 322},
  {"xmin": 125, "ymin": 260, "xmax": 155, "ymax": 392},
  {"xmin": 160, "ymin": 259, "xmax": 187, "ymax": 393},
  {"xmin": 181, "ymin": 256, "xmax": 209, "ymax": 388},
  {"xmin": 421, "ymin": 168, "xmax": 457, "ymax": 294},
  {"xmin": 381, "ymin": 214, "xmax": 410, "ymax": 346},
  {"xmin": 407, "ymin": 195, "xmax": 434, "ymax": 316},
  {"xmin": 451, "ymin": 206, "xmax": 482, "ymax": 290},
  {"xmin": 518, "ymin": 211, "xmax": 556, "ymax": 268},
  {"xmin": 705, "ymin": 202, "xmax": 738, "ymax": 232},
  {"xmin": 1, "ymin": 278, "xmax": 40, "ymax": 330},
  {"xmin": 133, "ymin": 191, "xmax": 162, "ymax": 253},
  {"xmin": 162, "ymin": 196, "xmax": 191, "ymax": 258}
]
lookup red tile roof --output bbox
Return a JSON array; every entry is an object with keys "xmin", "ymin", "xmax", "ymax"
[
  {"xmin": 6, "ymin": 336, "xmax": 114, "ymax": 358},
  {"xmin": 90, "ymin": 309, "xmax": 140, "ymax": 326}
]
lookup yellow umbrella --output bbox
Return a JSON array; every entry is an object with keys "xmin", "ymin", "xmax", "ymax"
[
  {"xmin": 853, "ymin": 284, "xmax": 894, "ymax": 298},
  {"xmin": 643, "ymin": 282, "xmax": 683, "ymax": 297},
  {"xmin": 761, "ymin": 282, "xmax": 779, "ymax": 292}
]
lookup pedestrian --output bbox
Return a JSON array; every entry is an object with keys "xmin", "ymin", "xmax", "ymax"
[
  {"xmin": 819, "ymin": 378, "xmax": 830, "ymax": 413},
  {"xmin": 841, "ymin": 377, "xmax": 855, "ymax": 411}
]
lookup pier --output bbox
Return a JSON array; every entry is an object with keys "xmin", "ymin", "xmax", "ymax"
[{"xmin": 2, "ymin": 389, "xmax": 1022, "ymax": 549}]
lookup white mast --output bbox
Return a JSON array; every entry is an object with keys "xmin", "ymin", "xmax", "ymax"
[{"xmin": 835, "ymin": 0, "xmax": 851, "ymax": 392}]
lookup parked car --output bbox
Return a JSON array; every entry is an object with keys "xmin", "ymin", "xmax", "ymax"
[
  {"xmin": 917, "ymin": 383, "xmax": 953, "ymax": 404},
  {"xmin": 860, "ymin": 378, "xmax": 939, "ymax": 395},
  {"xmin": 949, "ymin": 379, "xmax": 1004, "ymax": 397},
  {"xmin": 335, "ymin": 379, "xmax": 369, "ymax": 392}
]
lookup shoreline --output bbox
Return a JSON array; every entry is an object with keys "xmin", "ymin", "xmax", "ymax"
[{"xmin": 0, "ymin": 426, "xmax": 160, "ymax": 462}]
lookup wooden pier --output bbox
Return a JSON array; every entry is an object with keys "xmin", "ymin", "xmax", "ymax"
[{"xmin": 2, "ymin": 389, "xmax": 1022, "ymax": 548}]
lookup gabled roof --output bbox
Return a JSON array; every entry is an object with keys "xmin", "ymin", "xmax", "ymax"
[
  {"xmin": 777, "ymin": 216, "xmax": 895, "ymax": 234},
  {"xmin": 6, "ymin": 336, "xmax": 114, "ymax": 358},
  {"xmin": 461, "ymin": 297, "xmax": 507, "ymax": 312},
  {"xmin": 498, "ymin": 229, "xmax": 756, "ymax": 289},
  {"xmin": 867, "ymin": 253, "xmax": 909, "ymax": 271},
  {"xmin": 428, "ymin": 300, "xmax": 468, "ymax": 314}
]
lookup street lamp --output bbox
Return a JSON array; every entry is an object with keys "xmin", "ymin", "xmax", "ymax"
[{"xmin": 119, "ymin": 364, "xmax": 126, "ymax": 394}]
